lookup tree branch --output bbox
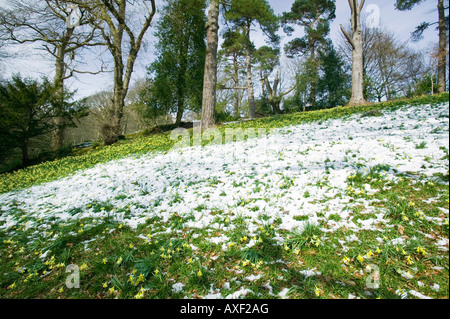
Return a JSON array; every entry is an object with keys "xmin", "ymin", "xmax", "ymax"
[{"xmin": 340, "ymin": 24, "xmax": 355, "ymax": 50}]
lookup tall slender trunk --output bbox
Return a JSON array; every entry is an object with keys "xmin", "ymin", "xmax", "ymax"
[
  {"xmin": 176, "ymin": 99, "xmax": 184, "ymax": 125},
  {"xmin": 176, "ymin": 37, "xmax": 189, "ymax": 126},
  {"xmin": 309, "ymin": 46, "xmax": 317, "ymax": 108},
  {"xmin": 21, "ymin": 133, "xmax": 29, "ymax": 167},
  {"xmin": 233, "ymin": 54, "xmax": 241, "ymax": 118},
  {"xmin": 112, "ymin": 56, "xmax": 126, "ymax": 141},
  {"xmin": 52, "ymin": 48, "xmax": 66, "ymax": 151},
  {"xmin": 437, "ymin": 0, "xmax": 447, "ymax": 93},
  {"xmin": 51, "ymin": 28, "xmax": 74, "ymax": 151},
  {"xmin": 201, "ymin": 0, "xmax": 219, "ymax": 130},
  {"xmin": 245, "ymin": 36, "xmax": 256, "ymax": 118},
  {"xmin": 341, "ymin": 0, "xmax": 366, "ymax": 106}
]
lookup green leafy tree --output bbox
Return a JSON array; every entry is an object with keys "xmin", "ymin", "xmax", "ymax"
[
  {"xmin": 147, "ymin": 0, "xmax": 207, "ymax": 125},
  {"xmin": 282, "ymin": 0, "xmax": 336, "ymax": 108},
  {"xmin": 225, "ymin": 0, "xmax": 280, "ymax": 118},
  {"xmin": 0, "ymin": 75, "xmax": 58, "ymax": 166},
  {"xmin": 410, "ymin": 74, "xmax": 440, "ymax": 96},
  {"xmin": 316, "ymin": 40, "xmax": 351, "ymax": 108}
]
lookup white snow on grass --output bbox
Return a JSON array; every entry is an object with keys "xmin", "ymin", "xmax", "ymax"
[
  {"xmin": 171, "ymin": 282, "xmax": 185, "ymax": 294},
  {"xmin": 0, "ymin": 102, "xmax": 448, "ymax": 251},
  {"xmin": 299, "ymin": 268, "xmax": 321, "ymax": 278},
  {"xmin": 225, "ymin": 288, "xmax": 253, "ymax": 299},
  {"xmin": 409, "ymin": 290, "xmax": 433, "ymax": 299}
]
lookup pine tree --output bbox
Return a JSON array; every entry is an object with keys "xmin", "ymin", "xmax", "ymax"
[
  {"xmin": 225, "ymin": 0, "xmax": 279, "ymax": 118},
  {"xmin": 0, "ymin": 75, "xmax": 57, "ymax": 166},
  {"xmin": 316, "ymin": 40, "xmax": 351, "ymax": 108},
  {"xmin": 283, "ymin": 0, "xmax": 336, "ymax": 108}
]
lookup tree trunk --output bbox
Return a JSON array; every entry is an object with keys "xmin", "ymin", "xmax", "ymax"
[
  {"xmin": 437, "ymin": 0, "xmax": 447, "ymax": 93},
  {"xmin": 245, "ymin": 47, "xmax": 256, "ymax": 119},
  {"xmin": 176, "ymin": 100, "xmax": 184, "ymax": 125},
  {"xmin": 233, "ymin": 54, "xmax": 241, "ymax": 118},
  {"xmin": 270, "ymin": 99, "xmax": 281, "ymax": 114},
  {"xmin": 51, "ymin": 28, "xmax": 72, "ymax": 151},
  {"xmin": 21, "ymin": 136, "xmax": 29, "ymax": 167},
  {"xmin": 309, "ymin": 47, "xmax": 317, "ymax": 108},
  {"xmin": 52, "ymin": 49, "xmax": 66, "ymax": 151},
  {"xmin": 111, "ymin": 56, "xmax": 126, "ymax": 144},
  {"xmin": 201, "ymin": 0, "xmax": 219, "ymax": 130},
  {"xmin": 341, "ymin": 0, "xmax": 366, "ymax": 106}
]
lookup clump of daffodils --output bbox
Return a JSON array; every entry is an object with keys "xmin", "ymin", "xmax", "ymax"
[
  {"xmin": 134, "ymin": 287, "xmax": 146, "ymax": 299},
  {"xmin": 129, "ymin": 271, "xmax": 145, "ymax": 286},
  {"xmin": 416, "ymin": 246, "xmax": 426, "ymax": 256},
  {"xmin": 309, "ymin": 235, "xmax": 321, "ymax": 247}
]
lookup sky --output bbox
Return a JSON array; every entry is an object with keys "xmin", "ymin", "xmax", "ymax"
[{"xmin": 0, "ymin": 0, "xmax": 441, "ymax": 99}]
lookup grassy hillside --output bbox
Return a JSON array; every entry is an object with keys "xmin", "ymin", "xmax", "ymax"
[
  {"xmin": 0, "ymin": 93, "xmax": 448, "ymax": 195},
  {"xmin": 0, "ymin": 93, "xmax": 448, "ymax": 299}
]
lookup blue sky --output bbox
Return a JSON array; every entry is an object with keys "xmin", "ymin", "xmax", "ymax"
[{"xmin": 0, "ymin": 0, "xmax": 441, "ymax": 99}]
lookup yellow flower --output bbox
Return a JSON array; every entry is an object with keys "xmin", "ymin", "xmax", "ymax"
[
  {"xmin": 103, "ymin": 258, "xmax": 107, "ymax": 264},
  {"xmin": 314, "ymin": 285, "xmax": 322, "ymax": 297},
  {"xmin": 416, "ymin": 246, "xmax": 426, "ymax": 256},
  {"xmin": 406, "ymin": 255, "xmax": 414, "ymax": 265},
  {"xmin": 198, "ymin": 270, "xmax": 202, "ymax": 277},
  {"xmin": 129, "ymin": 243, "xmax": 134, "ymax": 249},
  {"xmin": 154, "ymin": 269, "xmax": 159, "ymax": 275},
  {"xmin": 116, "ymin": 256, "xmax": 123, "ymax": 265},
  {"xmin": 80, "ymin": 263, "xmax": 88, "ymax": 271},
  {"xmin": 103, "ymin": 282, "xmax": 108, "ymax": 288},
  {"xmin": 8, "ymin": 282, "xmax": 16, "ymax": 289},
  {"xmin": 357, "ymin": 254, "xmax": 364, "ymax": 262},
  {"xmin": 109, "ymin": 286, "xmax": 115, "ymax": 294}
]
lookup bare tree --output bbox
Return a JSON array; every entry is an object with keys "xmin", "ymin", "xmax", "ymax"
[
  {"xmin": 218, "ymin": 29, "xmax": 248, "ymax": 118},
  {"xmin": 340, "ymin": 0, "xmax": 366, "ymax": 106},
  {"xmin": 339, "ymin": 24, "xmax": 426, "ymax": 101},
  {"xmin": 217, "ymin": 52, "xmax": 247, "ymax": 118},
  {"xmin": 264, "ymin": 70, "xmax": 297, "ymax": 114},
  {"xmin": 396, "ymin": 0, "xmax": 449, "ymax": 93},
  {"xmin": 0, "ymin": 0, "xmax": 104, "ymax": 150},
  {"xmin": 70, "ymin": 0, "xmax": 156, "ymax": 145}
]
